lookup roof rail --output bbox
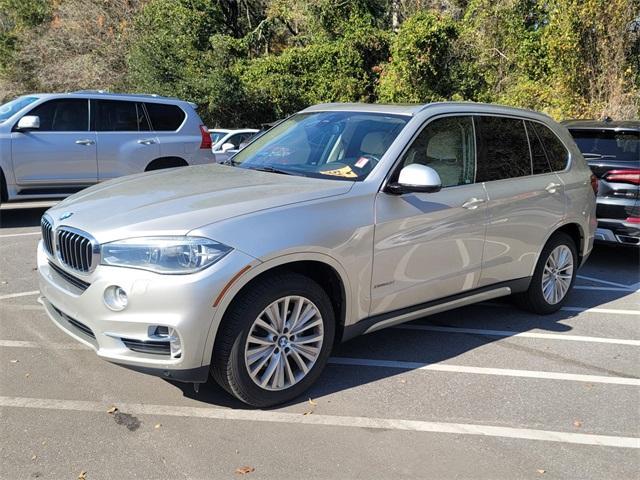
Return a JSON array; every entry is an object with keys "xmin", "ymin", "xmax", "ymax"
[{"xmin": 71, "ymin": 90, "xmax": 166, "ymax": 99}]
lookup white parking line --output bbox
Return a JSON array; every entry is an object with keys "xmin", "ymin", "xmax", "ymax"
[
  {"xmin": 394, "ymin": 324, "xmax": 640, "ymax": 346},
  {"xmin": 0, "ymin": 231, "xmax": 40, "ymax": 238},
  {"xmin": 1, "ymin": 396, "xmax": 637, "ymax": 448},
  {"xmin": 574, "ymin": 285, "xmax": 639, "ymax": 293},
  {"xmin": 481, "ymin": 302, "xmax": 640, "ymax": 316},
  {"xmin": 0, "ymin": 340, "xmax": 87, "ymax": 350},
  {"xmin": 577, "ymin": 275, "xmax": 636, "ymax": 290},
  {"xmin": 0, "ymin": 291, "xmax": 39, "ymax": 300},
  {"xmin": 329, "ymin": 357, "xmax": 640, "ymax": 386}
]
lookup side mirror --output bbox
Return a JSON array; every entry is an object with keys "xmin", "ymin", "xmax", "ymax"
[
  {"xmin": 386, "ymin": 164, "xmax": 442, "ymax": 195},
  {"xmin": 16, "ymin": 115, "xmax": 40, "ymax": 131},
  {"xmin": 220, "ymin": 142, "xmax": 235, "ymax": 153}
]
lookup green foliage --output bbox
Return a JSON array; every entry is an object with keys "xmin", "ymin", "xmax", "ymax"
[
  {"xmin": 377, "ymin": 12, "xmax": 460, "ymax": 102},
  {"xmin": 1, "ymin": 0, "xmax": 638, "ymax": 121}
]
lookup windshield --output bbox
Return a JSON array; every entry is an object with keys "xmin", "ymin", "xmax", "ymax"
[
  {"xmin": 0, "ymin": 96, "xmax": 39, "ymax": 122},
  {"xmin": 570, "ymin": 129, "xmax": 640, "ymax": 162},
  {"xmin": 230, "ymin": 111, "xmax": 409, "ymax": 181}
]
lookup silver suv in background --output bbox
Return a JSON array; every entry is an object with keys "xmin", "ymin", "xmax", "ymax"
[
  {"xmin": 37, "ymin": 102, "xmax": 596, "ymax": 407},
  {"xmin": 0, "ymin": 91, "xmax": 214, "ymax": 203}
]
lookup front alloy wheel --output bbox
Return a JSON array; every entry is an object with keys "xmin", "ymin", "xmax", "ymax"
[
  {"xmin": 245, "ymin": 296, "xmax": 324, "ymax": 391},
  {"xmin": 211, "ymin": 272, "xmax": 335, "ymax": 407}
]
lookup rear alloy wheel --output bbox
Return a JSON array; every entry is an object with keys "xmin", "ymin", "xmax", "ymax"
[
  {"xmin": 516, "ymin": 232, "xmax": 577, "ymax": 314},
  {"xmin": 211, "ymin": 273, "xmax": 334, "ymax": 407}
]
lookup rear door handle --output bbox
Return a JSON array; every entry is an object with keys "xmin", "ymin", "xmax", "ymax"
[
  {"xmin": 75, "ymin": 139, "xmax": 95, "ymax": 146},
  {"xmin": 137, "ymin": 139, "xmax": 157, "ymax": 145},
  {"xmin": 545, "ymin": 182, "xmax": 561, "ymax": 193},
  {"xmin": 462, "ymin": 197, "xmax": 486, "ymax": 209}
]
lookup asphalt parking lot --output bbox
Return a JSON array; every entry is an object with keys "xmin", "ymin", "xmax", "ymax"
[{"xmin": 1, "ymin": 206, "xmax": 639, "ymax": 479}]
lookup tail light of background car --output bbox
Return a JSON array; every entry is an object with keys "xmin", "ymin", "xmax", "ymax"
[
  {"xmin": 604, "ymin": 170, "xmax": 640, "ymax": 186},
  {"xmin": 199, "ymin": 125, "xmax": 212, "ymax": 149}
]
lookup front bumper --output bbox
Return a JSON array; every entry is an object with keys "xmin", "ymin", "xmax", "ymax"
[{"xmin": 37, "ymin": 241, "xmax": 257, "ymax": 382}]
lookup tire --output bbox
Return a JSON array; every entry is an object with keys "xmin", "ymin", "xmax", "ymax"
[
  {"xmin": 211, "ymin": 272, "xmax": 335, "ymax": 407},
  {"xmin": 515, "ymin": 232, "xmax": 578, "ymax": 314}
]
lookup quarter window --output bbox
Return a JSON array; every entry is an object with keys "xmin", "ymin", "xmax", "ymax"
[
  {"xmin": 526, "ymin": 121, "xmax": 552, "ymax": 175},
  {"xmin": 145, "ymin": 103, "xmax": 185, "ymax": 131},
  {"xmin": 531, "ymin": 122, "xmax": 569, "ymax": 171},
  {"xmin": 397, "ymin": 116, "xmax": 476, "ymax": 187},
  {"xmin": 95, "ymin": 100, "xmax": 150, "ymax": 132},
  {"xmin": 26, "ymin": 99, "xmax": 88, "ymax": 132},
  {"xmin": 475, "ymin": 116, "xmax": 531, "ymax": 181}
]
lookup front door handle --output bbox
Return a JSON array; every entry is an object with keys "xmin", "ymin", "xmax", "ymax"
[
  {"xmin": 545, "ymin": 182, "xmax": 561, "ymax": 193},
  {"xmin": 462, "ymin": 197, "xmax": 486, "ymax": 210},
  {"xmin": 75, "ymin": 139, "xmax": 95, "ymax": 146},
  {"xmin": 137, "ymin": 139, "xmax": 157, "ymax": 145}
]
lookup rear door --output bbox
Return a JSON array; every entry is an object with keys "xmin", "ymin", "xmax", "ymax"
[
  {"xmin": 11, "ymin": 98, "xmax": 96, "ymax": 187},
  {"xmin": 94, "ymin": 100, "xmax": 160, "ymax": 180},
  {"xmin": 371, "ymin": 115, "xmax": 488, "ymax": 315},
  {"xmin": 477, "ymin": 116, "xmax": 566, "ymax": 287}
]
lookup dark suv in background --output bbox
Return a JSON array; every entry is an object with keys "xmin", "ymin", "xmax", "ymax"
[{"xmin": 564, "ymin": 119, "xmax": 639, "ymax": 247}]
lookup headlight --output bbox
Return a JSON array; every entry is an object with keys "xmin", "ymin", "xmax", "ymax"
[{"xmin": 101, "ymin": 237, "xmax": 232, "ymax": 274}]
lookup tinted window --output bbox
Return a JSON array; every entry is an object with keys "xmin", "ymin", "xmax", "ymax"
[
  {"xmin": 569, "ymin": 129, "xmax": 638, "ymax": 163},
  {"xmin": 398, "ymin": 116, "xmax": 476, "ymax": 187},
  {"xmin": 96, "ymin": 100, "xmax": 149, "ymax": 131},
  {"xmin": 145, "ymin": 103, "xmax": 186, "ymax": 131},
  {"xmin": 475, "ymin": 116, "xmax": 531, "ymax": 181},
  {"xmin": 531, "ymin": 123, "xmax": 568, "ymax": 171},
  {"xmin": 526, "ymin": 121, "xmax": 552, "ymax": 175},
  {"xmin": 27, "ymin": 99, "xmax": 88, "ymax": 132}
]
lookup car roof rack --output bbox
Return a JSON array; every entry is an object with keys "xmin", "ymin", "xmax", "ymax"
[{"xmin": 71, "ymin": 90, "xmax": 168, "ymax": 99}]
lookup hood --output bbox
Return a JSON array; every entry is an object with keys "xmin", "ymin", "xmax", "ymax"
[{"xmin": 46, "ymin": 164, "xmax": 354, "ymax": 243}]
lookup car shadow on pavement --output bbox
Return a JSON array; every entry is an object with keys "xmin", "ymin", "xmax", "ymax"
[
  {"xmin": 173, "ymin": 244, "xmax": 639, "ymax": 410},
  {"xmin": 0, "ymin": 206, "xmax": 49, "ymax": 228}
]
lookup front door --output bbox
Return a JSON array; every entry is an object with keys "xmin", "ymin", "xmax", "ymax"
[
  {"xmin": 371, "ymin": 115, "xmax": 488, "ymax": 315},
  {"xmin": 11, "ymin": 99, "xmax": 97, "ymax": 187}
]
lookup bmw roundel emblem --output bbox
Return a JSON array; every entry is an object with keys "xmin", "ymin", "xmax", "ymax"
[{"xmin": 59, "ymin": 212, "xmax": 74, "ymax": 221}]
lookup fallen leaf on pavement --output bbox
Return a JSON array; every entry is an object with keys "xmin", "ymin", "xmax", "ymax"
[
  {"xmin": 536, "ymin": 469, "xmax": 546, "ymax": 474},
  {"xmin": 235, "ymin": 466, "xmax": 255, "ymax": 475},
  {"xmin": 154, "ymin": 423, "xmax": 161, "ymax": 429},
  {"xmin": 78, "ymin": 471, "xmax": 87, "ymax": 480},
  {"xmin": 573, "ymin": 420, "xmax": 582, "ymax": 428},
  {"xmin": 31, "ymin": 455, "xmax": 37, "ymax": 460},
  {"xmin": 25, "ymin": 373, "xmax": 30, "ymax": 378},
  {"xmin": 303, "ymin": 410, "xmax": 313, "ymax": 416},
  {"xmin": 308, "ymin": 398, "xmax": 317, "ymax": 406},
  {"xmin": 107, "ymin": 406, "xmax": 118, "ymax": 414},
  {"xmin": 10, "ymin": 359, "xmax": 18, "ymax": 363}
]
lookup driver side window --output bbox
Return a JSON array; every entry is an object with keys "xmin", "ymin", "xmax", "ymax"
[{"xmin": 399, "ymin": 116, "xmax": 476, "ymax": 187}]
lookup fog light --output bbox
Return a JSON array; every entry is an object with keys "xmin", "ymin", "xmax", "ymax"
[{"xmin": 104, "ymin": 285, "xmax": 128, "ymax": 311}]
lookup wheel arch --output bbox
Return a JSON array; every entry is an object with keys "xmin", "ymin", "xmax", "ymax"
[
  {"xmin": 144, "ymin": 157, "xmax": 189, "ymax": 171},
  {"xmin": 534, "ymin": 221, "xmax": 585, "ymax": 274},
  {"xmin": 201, "ymin": 253, "xmax": 352, "ymax": 368},
  {"xmin": 0, "ymin": 167, "xmax": 7, "ymax": 202}
]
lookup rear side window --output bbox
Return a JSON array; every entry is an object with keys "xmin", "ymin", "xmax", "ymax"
[
  {"xmin": 27, "ymin": 99, "xmax": 88, "ymax": 132},
  {"xmin": 475, "ymin": 116, "xmax": 531, "ymax": 181},
  {"xmin": 95, "ymin": 100, "xmax": 150, "ymax": 132},
  {"xmin": 531, "ymin": 122, "xmax": 569, "ymax": 171},
  {"xmin": 525, "ymin": 121, "xmax": 552, "ymax": 175},
  {"xmin": 145, "ymin": 103, "xmax": 186, "ymax": 131}
]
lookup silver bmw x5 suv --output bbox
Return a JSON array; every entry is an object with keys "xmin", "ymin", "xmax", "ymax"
[{"xmin": 38, "ymin": 102, "xmax": 596, "ymax": 406}]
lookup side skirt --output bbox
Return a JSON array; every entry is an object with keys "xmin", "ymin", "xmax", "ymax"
[{"xmin": 342, "ymin": 277, "xmax": 531, "ymax": 342}]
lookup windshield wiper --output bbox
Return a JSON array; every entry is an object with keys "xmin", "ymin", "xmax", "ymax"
[
  {"xmin": 583, "ymin": 153, "xmax": 617, "ymax": 159},
  {"xmin": 248, "ymin": 166, "xmax": 294, "ymax": 176},
  {"xmin": 223, "ymin": 159, "xmax": 240, "ymax": 166}
]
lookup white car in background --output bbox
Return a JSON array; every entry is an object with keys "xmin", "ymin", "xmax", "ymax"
[{"xmin": 209, "ymin": 128, "xmax": 258, "ymax": 163}]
